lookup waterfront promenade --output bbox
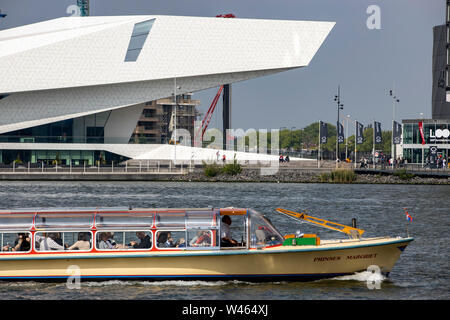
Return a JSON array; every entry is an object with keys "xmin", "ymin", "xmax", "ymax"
[{"xmin": 0, "ymin": 160, "xmax": 448, "ymax": 184}]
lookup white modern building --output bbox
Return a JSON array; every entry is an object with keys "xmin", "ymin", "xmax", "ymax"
[{"xmin": 0, "ymin": 15, "xmax": 334, "ymax": 165}]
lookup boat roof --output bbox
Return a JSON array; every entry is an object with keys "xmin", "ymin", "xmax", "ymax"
[{"xmin": 0, "ymin": 207, "xmax": 249, "ymax": 215}]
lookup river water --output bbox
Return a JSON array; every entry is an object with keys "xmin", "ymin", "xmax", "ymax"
[{"xmin": 0, "ymin": 181, "xmax": 448, "ymax": 301}]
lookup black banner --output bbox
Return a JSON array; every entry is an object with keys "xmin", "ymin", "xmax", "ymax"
[
  {"xmin": 429, "ymin": 145, "xmax": 438, "ymax": 168},
  {"xmin": 337, "ymin": 121, "xmax": 345, "ymax": 144},
  {"xmin": 374, "ymin": 121, "xmax": 382, "ymax": 144},
  {"xmin": 319, "ymin": 121, "xmax": 327, "ymax": 144},
  {"xmin": 393, "ymin": 121, "xmax": 402, "ymax": 145},
  {"xmin": 356, "ymin": 121, "xmax": 364, "ymax": 144}
]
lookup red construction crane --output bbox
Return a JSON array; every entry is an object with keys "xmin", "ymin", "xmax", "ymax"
[{"xmin": 198, "ymin": 13, "xmax": 235, "ymax": 139}]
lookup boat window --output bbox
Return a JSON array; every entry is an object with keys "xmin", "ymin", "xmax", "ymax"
[
  {"xmin": 249, "ymin": 211, "xmax": 283, "ymax": 248},
  {"xmin": 0, "ymin": 214, "xmax": 34, "ymax": 230},
  {"xmin": 95, "ymin": 231, "xmax": 152, "ymax": 250},
  {"xmin": 186, "ymin": 211, "xmax": 218, "ymax": 229},
  {"xmin": 35, "ymin": 213, "xmax": 94, "ymax": 229},
  {"xmin": 0, "ymin": 232, "xmax": 32, "ymax": 253},
  {"xmin": 155, "ymin": 230, "xmax": 186, "ymax": 249},
  {"xmin": 35, "ymin": 231, "xmax": 93, "ymax": 252},
  {"xmin": 187, "ymin": 230, "xmax": 216, "ymax": 248},
  {"xmin": 155, "ymin": 212, "xmax": 186, "ymax": 228},
  {"xmin": 95, "ymin": 212, "xmax": 154, "ymax": 228},
  {"xmin": 219, "ymin": 214, "xmax": 247, "ymax": 248}
]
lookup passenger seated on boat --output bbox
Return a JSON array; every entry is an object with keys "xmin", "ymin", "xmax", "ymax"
[
  {"xmin": 175, "ymin": 238, "xmax": 186, "ymax": 248},
  {"xmin": 189, "ymin": 231, "xmax": 211, "ymax": 247},
  {"xmin": 130, "ymin": 232, "xmax": 152, "ymax": 249},
  {"xmin": 13, "ymin": 233, "xmax": 31, "ymax": 252},
  {"xmin": 255, "ymin": 228, "xmax": 267, "ymax": 245},
  {"xmin": 98, "ymin": 232, "xmax": 117, "ymax": 249},
  {"xmin": 34, "ymin": 233, "xmax": 44, "ymax": 250},
  {"xmin": 39, "ymin": 233, "xmax": 65, "ymax": 251},
  {"xmin": 157, "ymin": 232, "xmax": 175, "ymax": 248},
  {"xmin": 256, "ymin": 226, "xmax": 279, "ymax": 245},
  {"xmin": 105, "ymin": 232, "xmax": 128, "ymax": 249},
  {"xmin": 68, "ymin": 232, "xmax": 91, "ymax": 251},
  {"xmin": 220, "ymin": 215, "xmax": 238, "ymax": 247},
  {"xmin": 2, "ymin": 233, "xmax": 31, "ymax": 252}
]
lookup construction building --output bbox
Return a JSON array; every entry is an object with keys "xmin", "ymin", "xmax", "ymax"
[{"xmin": 130, "ymin": 94, "xmax": 201, "ymax": 145}]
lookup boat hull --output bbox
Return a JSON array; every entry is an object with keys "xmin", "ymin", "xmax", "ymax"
[{"xmin": 0, "ymin": 237, "xmax": 413, "ymax": 282}]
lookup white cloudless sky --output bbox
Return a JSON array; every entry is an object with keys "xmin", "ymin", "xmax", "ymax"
[{"xmin": 0, "ymin": 0, "xmax": 445, "ymax": 131}]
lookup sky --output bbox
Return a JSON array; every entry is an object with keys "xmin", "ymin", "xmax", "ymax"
[{"xmin": 0, "ymin": 0, "xmax": 446, "ymax": 132}]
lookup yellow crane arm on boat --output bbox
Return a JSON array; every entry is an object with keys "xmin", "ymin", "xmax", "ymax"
[{"xmin": 275, "ymin": 208, "xmax": 365, "ymax": 239}]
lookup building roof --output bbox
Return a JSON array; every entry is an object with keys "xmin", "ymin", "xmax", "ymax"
[{"xmin": 0, "ymin": 15, "xmax": 334, "ymax": 134}]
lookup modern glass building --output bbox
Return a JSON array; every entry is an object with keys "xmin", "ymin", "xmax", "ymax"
[{"xmin": 402, "ymin": 119, "xmax": 450, "ymax": 164}]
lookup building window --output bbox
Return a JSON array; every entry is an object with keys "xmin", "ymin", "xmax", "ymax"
[
  {"xmin": 403, "ymin": 124, "xmax": 412, "ymax": 144},
  {"xmin": 124, "ymin": 19, "xmax": 155, "ymax": 62},
  {"xmin": 447, "ymin": 69, "xmax": 450, "ymax": 88}
]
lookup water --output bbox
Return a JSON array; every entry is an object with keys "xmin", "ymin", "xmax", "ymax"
[{"xmin": 0, "ymin": 181, "xmax": 448, "ymax": 300}]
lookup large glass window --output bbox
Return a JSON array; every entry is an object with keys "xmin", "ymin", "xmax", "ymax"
[
  {"xmin": 403, "ymin": 124, "xmax": 413, "ymax": 144},
  {"xmin": 248, "ymin": 210, "xmax": 283, "ymax": 248},
  {"xmin": 187, "ymin": 230, "xmax": 214, "ymax": 247},
  {"xmin": 0, "ymin": 232, "xmax": 32, "ymax": 253},
  {"xmin": 155, "ymin": 212, "xmax": 185, "ymax": 228},
  {"xmin": 35, "ymin": 231, "xmax": 92, "ymax": 251},
  {"xmin": 186, "ymin": 211, "xmax": 218, "ymax": 229},
  {"xmin": 403, "ymin": 148, "xmax": 412, "ymax": 163},
  {"xmin": 412, "ymin": 124, "xmax": 420, "ymax": 144},
  {"xmin": 35, "ymin": 212, "xmax": 94, "ymax": 229},
  {"xmin": 125, "ymin": 19, "xmax": 155, "ymax": 62},
  {"xmin": 412, "ymin": 148, "xmax": 423, "ymax": 164},
  {"xmin": 95, "ymin": 212, "xmax": 154, "ymax": 229},
  {"xmin": 155, "ymin": 230, "xmax": 186, "ymax": 249},
  {"xmin": 95, "ymin": 231, "xmax": 152, "ymax": 250},
  {"xmin": 0, "ymin": 214, "xmax": 34, "ymax": 230}
]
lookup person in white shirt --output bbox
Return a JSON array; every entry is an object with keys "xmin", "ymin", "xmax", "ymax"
[
  {"xmin": 97, "ymin": 232, "xmax": 115, "ymax": 249},
  {"xmin": 220, "ymin": 215, "xmax": 238, "ymax": 247},
  {"xmin": 39, "ymin": 233, "xmax": 65, "ymax": 251}
]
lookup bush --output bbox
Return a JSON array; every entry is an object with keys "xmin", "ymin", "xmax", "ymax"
[
  {"xmin": 393, "ymin": 169, "xmax": 415, "ymax": 180},
  {"xmin": 222, "ymin": 154, "xmax": 242, "ymax": 175},
  {"xmin": 203, "ymin": 162, "xmax": 221, "ymax": 177},
  {"xmin": 319, "ymin": 172, "xmax": 331, "ymax": 182},
  {"xmin": 320, "ymin": 169, "xmax": 356, "ymax": 183}
]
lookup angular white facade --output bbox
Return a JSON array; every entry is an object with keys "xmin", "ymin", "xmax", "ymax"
[{"xmin": 0, "ymin": 15, "xmax": 334, "ymax": 162}]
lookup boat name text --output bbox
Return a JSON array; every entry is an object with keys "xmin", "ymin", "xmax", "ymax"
[{"xmin": 314, "ymin": 253, "xmax": 378, "ymax": 262}]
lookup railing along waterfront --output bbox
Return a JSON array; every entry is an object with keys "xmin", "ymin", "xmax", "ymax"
[{"xmin": 0, "ymin": 161, "xmax": 193, "ymax": 174}]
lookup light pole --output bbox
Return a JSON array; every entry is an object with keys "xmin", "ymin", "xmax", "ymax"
[
  {"xmin": 173, "ymin": 79, "xmax": 181, "ymax": 165},
  {"xmin": 334, "ymin": 86, "xmax": 344, "ymax": 167},
  {"xmin": 280, "ymin": 127, "xmax": 286, "ymax": 155},
  {"xmin": 420, "ymin": 112, "xmax": 424, "ymax": 168},
  {"xmin": 290, "ymin": 126, "xmax": 296, "ymax": 154},
  {"xmin": 344, "ymin": 115, "xmax": 358, "ymax": 167},
  {"xmin": 389, "ymin": 87, "xmax": 400, "ymax": 169},
  {"xmin": 345, "ymin": 114, "xmax": 350, "ymax": 161}
]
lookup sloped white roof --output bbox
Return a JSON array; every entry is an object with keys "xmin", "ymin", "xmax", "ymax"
[
  {"xmin": 0, "ymin": 15, "xmax": 334, "ymax": 93},
  {"xmin": 0, "ymin": 15, "xmax": 334, "ymax": 134}
]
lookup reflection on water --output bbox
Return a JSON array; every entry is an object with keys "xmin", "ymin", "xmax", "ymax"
[{"xmin": 0, "ymin": 181, "xmax": 448, "ymax": 300}]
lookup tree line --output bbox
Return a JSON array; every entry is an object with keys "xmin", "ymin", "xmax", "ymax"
[{"xmin": 274, "ymin": 122, "xmax": 392, "ymax": 154}]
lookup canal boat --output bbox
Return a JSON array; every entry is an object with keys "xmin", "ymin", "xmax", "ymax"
[{"xmin": 0, "ymin": 207, "xmax": 413, "ymax": 281}]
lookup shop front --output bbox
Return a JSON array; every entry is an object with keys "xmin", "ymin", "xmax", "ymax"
[{"xmin": 402, "ymin": 119, "xmax": 450, "ymax": 167}]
